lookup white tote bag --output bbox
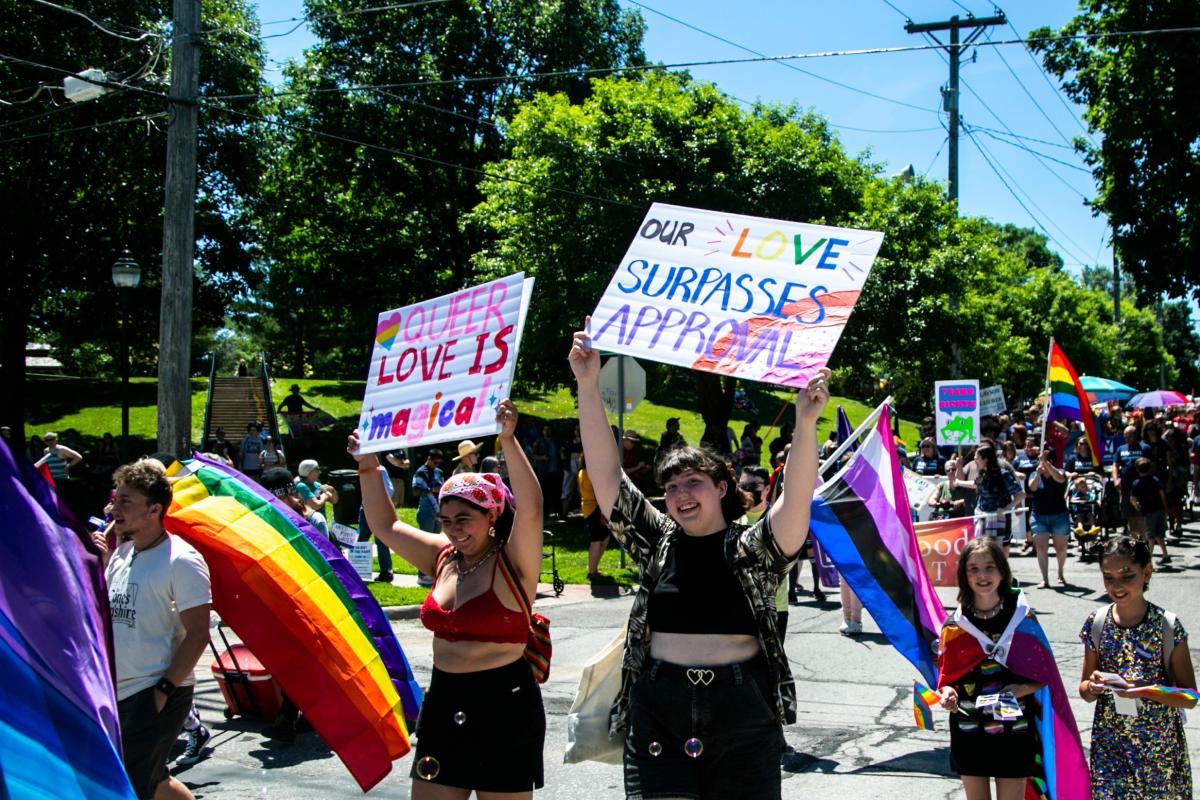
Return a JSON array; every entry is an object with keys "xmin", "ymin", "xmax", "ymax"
[{"xmin": 563, "ymin": 623, "xmax": 626, "ymax": 764}]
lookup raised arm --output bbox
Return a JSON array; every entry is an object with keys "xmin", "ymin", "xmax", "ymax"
[
  {"xmin": 569, "ymin": 319, "xmax": 621, "ymax": 518},
  {"xmin": 348, "ymin": 431, "xmax": 446, "ymax": 574},
  {"xmin": 769, "ymin": 368, "xmax": 830, "ymax": 556},
  {"xmin": 496, "ymin": 399, "xmax": 544, "ymax": 588}
]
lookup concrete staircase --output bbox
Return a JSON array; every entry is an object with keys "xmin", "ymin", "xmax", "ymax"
[{"xmin": 204, "ymin": 377, "xmax": 272, "ymax": 445}]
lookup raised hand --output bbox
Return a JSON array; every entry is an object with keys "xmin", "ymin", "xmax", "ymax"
[
  {"xmin": 346, "ymin": 429, "xmax": 381, "ymax": 468},
  {"xmin": 568, "ymin": 316, "xmax": 601, "ymax": 384},
  {"xmin": 496, "ymin": 398, "xmax": 519, "ymax": 439},
  {"xmin": 796, "ymin": 367, "xmax": 832, "ymax": 425}
]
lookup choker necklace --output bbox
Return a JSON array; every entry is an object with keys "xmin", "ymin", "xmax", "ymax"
[
  {"xmin": 456, "ymin": 546, "xmax": 497, "ymax": 585},
  {"xmin": 131, "ymin": 532, "xmax": 168, "ymax": 563},
  {"xmin": 972, "ymin": 600, "xmax": 1004, "ymax": 620}
]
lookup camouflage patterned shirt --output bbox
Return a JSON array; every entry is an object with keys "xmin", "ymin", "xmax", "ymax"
[{"xmin": 606, "ymin": 474, "xmax": 798, "ymax": 736}]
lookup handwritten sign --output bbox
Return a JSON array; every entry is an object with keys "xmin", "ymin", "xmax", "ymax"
[
  {"xmin": 347, "ymin": 542, "xmax": 375, "ymax": 581},
  {"xmin": 935, "ymin": 380, "xmax": 980, "ymax": 446},
  {"xmin": 588, "ymin": 203, "xmax": 883, "ymax": 387},
  {"xmin": 356, "ymin": 274, "xmax": 534, "ymax": 455},
  {"xmin": 979, "ymin": 385, "xmax": 1006, "ymax": 417},
  {"xmin": 902, "ymin": 468, "xmax": 946, "ymax": 522},
  {"xmin": 915, "ymin": 517, "xmax": 976, "ymax": 586}
]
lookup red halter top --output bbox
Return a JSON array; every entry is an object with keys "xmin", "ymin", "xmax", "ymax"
[{"xmin": 419, "ymin": 546, "xmax": 529, "ymax": 644}]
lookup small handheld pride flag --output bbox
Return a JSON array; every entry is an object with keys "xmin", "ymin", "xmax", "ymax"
[{"xmin": 913, "ymin": 682, "xmax": 938, "ymax": 730}]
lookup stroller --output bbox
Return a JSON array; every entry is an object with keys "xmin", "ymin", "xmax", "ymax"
[{"xmin": 1069, "ymin": 474, "xmax": 1107, "ymax": 560}]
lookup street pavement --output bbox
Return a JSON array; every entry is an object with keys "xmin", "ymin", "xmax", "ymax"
[{"xmin": 174, "ymin": 523, "xmax": 1200, "ymax": 798}]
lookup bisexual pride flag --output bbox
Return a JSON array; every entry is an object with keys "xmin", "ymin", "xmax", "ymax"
[
  {"xmin": 0, "ymin": 441, "xmax": 134, "ymax": 799},
  {"xmin": 1046, "ymin": 340, "xmax": 1101, "ymax": 466}
]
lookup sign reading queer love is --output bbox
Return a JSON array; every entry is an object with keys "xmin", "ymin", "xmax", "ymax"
[
  {"xmin": 356, "ymin": 274, "xmax": 533, "ymax": 456},
  {"xmin": 588, "ymin": 203, "xmax": 883, "ymax": 387}
]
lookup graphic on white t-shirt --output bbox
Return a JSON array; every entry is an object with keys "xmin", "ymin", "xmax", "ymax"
[{"xmin": 110, "ymin": 582, "xmax": 139, "ymax": 628}]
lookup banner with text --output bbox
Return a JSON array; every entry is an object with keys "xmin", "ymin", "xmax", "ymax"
[
  {"xmin": 979, "ymin": 385, "xmax": 1006, "ymax": 417},
  {"xmin": 935, "ymin": 379, "xmax": 980, "ymax": 446},
  {"xmin": 915, "ymin": 517, "xmax": 976, "ymax": 586},
  {"xmin": 356, "ymin": 274, "xmax": 533, "ymax": 455},
  {"xmin": 588, "ymin": 203, "xmax": 883, "ymax": 387}
]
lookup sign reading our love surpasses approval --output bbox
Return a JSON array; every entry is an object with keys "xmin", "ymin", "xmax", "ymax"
[
  {"xmin": 356, "ymin": 274, "xmax": 533, "ymax": 455},
  {"xmin": 588, "ymin": 203, "xmax": 883, "ymax": 387}
]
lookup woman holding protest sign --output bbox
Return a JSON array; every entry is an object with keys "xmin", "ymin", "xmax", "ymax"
[
  {"xmin": 569, "ymin": 318, "xmax": 827, "ymax": 799},
  {"xmin": 952, "ymin": 442, "xmax": 1024, "ymax": 557},
  {"xmin": 350, "ymin": 398, "xmax": 546, "ymax": 798}
]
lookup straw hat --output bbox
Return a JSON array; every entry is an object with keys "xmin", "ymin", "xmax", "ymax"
[{"xmin": 453, "ymin": 440, "xmax": 482, "ymax": 461}]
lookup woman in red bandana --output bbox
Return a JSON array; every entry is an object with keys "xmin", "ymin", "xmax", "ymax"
[{"xmin": 350, "ymin": 398, "xmax": 545, "ymax": 799}]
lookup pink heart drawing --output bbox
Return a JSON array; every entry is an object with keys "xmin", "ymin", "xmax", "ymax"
[{"xmin": 375, "ymin": 312, "xmax": 401, "ymax": 351}]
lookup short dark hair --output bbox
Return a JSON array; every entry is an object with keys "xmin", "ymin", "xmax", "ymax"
[
  {"xmin": 428, "ymin": 448, "xmax": 443, "ymax": 460},
  {"xmin": 655, "ymin": 446, "xmax": 747, "ymax": 524},
  {"xmin": 113, "ymin": 459, "xmax": 173, "ymax": 519},
  {"xmin": 1100, "ymin": 535, "xmax": 1152, "ymax": 588},
  {"xmin": 956, "ymin": 537, "xmax": 1014, "ymax": 607}
]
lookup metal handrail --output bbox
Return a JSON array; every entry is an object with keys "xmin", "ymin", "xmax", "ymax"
[
  {"xmin": 201, "ymin": 351, "xmax": 216, "ymax": 446},
  {"xmin": 260, "ymin": 351, "xmax": 280, "ymax": 443}
]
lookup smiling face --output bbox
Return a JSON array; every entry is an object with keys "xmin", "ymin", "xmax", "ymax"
[
  {"xmin": 964, "ymin": 550, "xmax": 1003, "ymax": 608},
  {"xmin": 438, "ymin": 497, "xmax": 497, "ymax": 558},
  {"xmin": 1100, "ymin": 555, "xmax": 1152, "ymax": 607},
  {"xmin": 663, "ymin": 468, "xmax": 727, "ymax": 536}
]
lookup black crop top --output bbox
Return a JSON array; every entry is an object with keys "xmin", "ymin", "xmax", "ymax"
[{"xmin": 647, "ymin": 530, "xmax": 758, "ymax": 636}]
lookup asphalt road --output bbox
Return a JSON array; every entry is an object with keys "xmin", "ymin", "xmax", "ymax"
[{"xmin": 174, "ymin": 524, "xmax": 1200, "ymax": 799}]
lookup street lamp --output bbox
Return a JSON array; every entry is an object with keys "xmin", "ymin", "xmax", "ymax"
[{"xmin": 111, "ymin": 251, "xmax": 141, "ymax": 450}]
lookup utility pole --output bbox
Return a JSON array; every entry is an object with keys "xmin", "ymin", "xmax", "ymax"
[
  {"xmin": 905, "ymin": 12, "xmax": 1006, "ymax": 205},
  {"xmin": 1112, "ymin": 222, "xmax": 1121, "ymax": 353},
  {"xmin": 158, "ymin": 0, "xmax": 200, "ymax": 458}
]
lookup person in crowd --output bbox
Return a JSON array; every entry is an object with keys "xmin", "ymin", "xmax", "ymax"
[
  {"xmin": 1079, "ymin": 536, "xmax": 1195, "ymax": 799},
  {"xmin": 294, "ymin": 459, "xmax": 338, "ymax": 541},
  {"xmin": 353, "ymin": 398, "xmax": 545, "ymax": 797},
  {"xmin": 738, "ymin": 466, "xmax": 785, "ymax": 641},
  {"xmin": 739, "ymin": 422, "xmax": 763, "ymax": 468},
  {"xmin": 1027, "ymin": 447, "xmax": 1069, "ymax": 588},
  {"xmin": 236, "ymin": 358, "xmax": 248, "ymax": 377},
  {"xmin": 767, "ymin": 423, "xmax": 793, "ymax": 470},
  {"xmin": 35, "ymin": 430, "xmax": 82, "ymax": 481},
  {"xmin": 359, "ymin": 468, "xmax": 396, "ymax": 583},
  {"xmin": 93, "ymin": 432, "xmax": 121, "ymax": 473},
  {"xmin": 911, "ymin": 438, "xmax": 947, "ymax": 476},
  {"xmin": 658, "ymin": 417, "xmax": 686, "ymax": 453},
  {"xmin": 821, "ymin": 429, "xmax": 839, "ymax": 460},
  {"xmin": 258, "ymin": 435, "xmax": 286, "ymax": 471},
  {"xmin": 205, "ymin": 429, "xmax": 235, "ymax": 466},
  {"xmin": 570, "ymin": 320, "xmax": 827, "ymax": 799},
  {"xmin": 277, "ymin": 384, "xmax": 319, "ymax": 416},
  {"xmin": 1008, "ymin": 424, "xmax": 1027, "ymax": 451},
  {"xmin": 937, "ymin": 538, "xmax": 1044, "ymax": 800},
  {"xmin": 412, "ymin": 448, "xmax": 446, "ymax": 588},
  {"xmin": 25, "ymin": 433, "xmax": 43, "ymax": 463},
  {"xmin": 385, "ymin": 448, "xmax": 411, "ymax": 508},
  {"xmin": 1101, "ymin": 415, "xmax": 1124, "ymax": 468},
  {"xmin": 238, "ymin": 422, "xmax": 264, "ymax": 480},
  {"xmin": 1069, "ymin": 476, "xmax": 1101, "ymax": 538},
  {"xmin": 261, "ymin": 466, "xmax": 336, "ymax": 555},
  {"xmin": 1064, "ymin": 437, "xmax": 1100, "ymax": 478},
  {"xmin": 91, "ymin": 459, "xmax": 212, "ymax": 800},
  {"xmin": 1143, "ymin": 421, "xmax": 1170, "ymax": 486},
  {"xmin": 452, "ymin": 439, "xmax": 481, "ymax": 476},
  {"xmin": 1113, "ymin": 425, "xmax": 1149, "ymax": 537},
  {"xmin": 770, "ymin": 446, "xmax": 825, "ymax": 606},
  {"xmin": 1011, "ymin": 435, "xmax": 1039, "ymax": 476},
  {"xmin": 1129, "ymin": 458, "xmax": 1170, "ymax": 564},
  {"xmin": 1164, "ymin": 427, "xmax": 1190, "ymax": 538},
  {"xmin": 580, "ymin": 453, "xmax": 611, "ymax": 582},
  {"xmin": 952, "ymin": 441, "xmax": 1024, "ymax": 557},
  {"xmin": 621, "ymin": 431, "xmax": 651, "ymax": 485},
  {"xmin": 839, "ymin": 582, "xmax": 864, "ymax": 637},
  {"xmin": 562, "ymin": 423, "xmax": 585, "ymax": 514},
  {"xmin": 176, "ymin": 703, "xmax": 211, "ymax": 766},
  {"xmin": 529, "ymin": 424, "xmax": 561, "ymax": 519}
]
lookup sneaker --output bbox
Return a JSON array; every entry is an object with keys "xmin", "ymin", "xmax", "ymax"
[
  {"xmin": 265, "ymin": 717, "xmax": 297, "ymax": 744},
  {"xmin": 178, "ymin": 725, "xmax": 210, "ymax": 765},
  {"xmin": 814, "ymin": 589, "xmax": 827, "ymax": 603},
  {"xmin": 1161, "ymin": 556, "xmax": 1173, "ymax": 564},
  {"xmin": 787, "ymin": 593, "xmax": 800, "ymax": 606},
  {"xmin": 846, "ymin": 621, "xmax": 863, "ymax": 636},
  {"xmin": 416, "ymin": 572, "xmax": 434, "ymax": 588},
  {"xmin": 376, "ymin": 571, "xmax": 394, "ymax": 583},
  {"xmin": 839, "ymin": 620, "xmax": 851, "ymax": 635}
]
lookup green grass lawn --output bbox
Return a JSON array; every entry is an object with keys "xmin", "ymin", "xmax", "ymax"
[{"xmin": 24, "ymin": 374, "xmax": 919, "ymax": 595}]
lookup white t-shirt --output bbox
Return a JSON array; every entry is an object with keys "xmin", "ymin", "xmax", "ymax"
[{"xmin": 106, "ymin": 534, "xmax": 211, "ymax": 700}]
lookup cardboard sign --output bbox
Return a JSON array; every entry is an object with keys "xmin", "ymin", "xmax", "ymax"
[
  {"xmin": 935, "ymin": 380, "xmax": 980, "ymax": 446},
  {"xmin": 902, "ymin": 468, "xmax": 946, "ymax": 522},
  {"xmin": 357, "ymin": 274, "xmax": 534, "ymax": 455},
  {"xmin": 915, "ymin": 517, "xmax": 976, "ymax": 586},
  {"xmin": 589, "ymin": 203, "xmax": 883, "ymax": 387},
  {"xmin": 330, "ymin": 521, "xmax": 359, "ymax": 548},
  {"xmin": 348, "ymin": 541, "xmax": 375, "ymax": 580},
  {"xmin": 979, "ymin": 385, "xmax": 1006, "ymax": 417}
]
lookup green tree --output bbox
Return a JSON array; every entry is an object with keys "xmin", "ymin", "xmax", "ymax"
[
  {"xmin": 253, "ymin": 0, "xmax": 645, "ymax": 378},
  {"xmin": 470, "ymin": 73, "xmax": 873, "ymax": 447},
  {"xmin": 1160, "ymin": 300, "xmax": 1200, "ymax": 392},
  {"xmin": 1031, "ymin": 1, "xmax": 1200, "ymax": 301},
  {"xmin": 0, "ymin": 0, "xmax": 266, "ymax": 441}
]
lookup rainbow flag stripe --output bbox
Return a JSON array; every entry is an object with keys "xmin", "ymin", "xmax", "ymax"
[
  {"xmin": 1125, "ymin": 685, "xmax": 1200, "ymax": 703},
  {"xmin": 1046, "ymin": 341, "xmax": 1101, "ymax": 466},
  {"xmin": 913, "ymin": 682, "xmax": 938, "ymax": 730},
  {"xmin": 165, "ymin": 457, "xmax": 419, "ymax": 791}
]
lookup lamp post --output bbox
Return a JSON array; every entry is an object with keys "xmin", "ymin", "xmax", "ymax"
[{"xmin": 111, "ymin": 252, "xmax": 141, "ymax": 450}]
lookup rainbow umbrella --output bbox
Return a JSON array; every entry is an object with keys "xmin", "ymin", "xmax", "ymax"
[
  {"xmin": 165, "ymin": 456, "xmax": 420, "ymax": 792},
  {"xmin": 1078, "ymin": 375, "xmax": 1137, "ymax": 403},
  {"xmin": 1128, "ymin": 390, "xmax": 1189, "ymax": 409},
  {"xmin": 0, "ymin": 443, "xmax": 134, "ymax": 799}
]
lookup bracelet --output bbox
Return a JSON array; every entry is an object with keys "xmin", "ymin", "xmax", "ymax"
[{"xmin": 155, "ymin": 677, "xmax": 177, "ymax": 695}]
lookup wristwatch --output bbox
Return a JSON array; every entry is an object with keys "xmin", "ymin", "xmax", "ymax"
[{"xmin": 155, "ymin": 677, "xmax": 177, "ymax": 696}]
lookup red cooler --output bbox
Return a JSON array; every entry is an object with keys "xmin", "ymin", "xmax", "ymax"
[{"xmin": 211, "ymin": 643, "xmax": 283, "ymax": 721}]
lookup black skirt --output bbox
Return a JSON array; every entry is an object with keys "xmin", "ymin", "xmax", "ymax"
[{"xmin": 410, "ymin": 657, "xmax": 545, "ymax": 792}]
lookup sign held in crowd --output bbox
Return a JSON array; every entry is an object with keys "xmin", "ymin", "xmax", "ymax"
[
  {"xmin": 979, "ymin": 384, "xmax": 1006, "ymax": 417},
  {"xmin": 934, "ymin": 379, "xmax": 980, "ymax": 446},
  {"xmin": 357, "ymin": 273, "xmax": 534, "ymax": 455},
  {"xmin": 588, "ymin": 203, "xmax": 883, "ymax": 387}
]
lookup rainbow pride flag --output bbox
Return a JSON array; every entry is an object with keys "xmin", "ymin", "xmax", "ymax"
[
  {"xmin": 165, "ymin": 456, "xmax": 420, "ymax": 791},
  {"xmin": 1046, "ymin": 340, "xmax": 1101, "ymax": 466},
  {"xmin": 912, "ymin": 682, "xmax": 938, "ymax": 730},
  {"xmin": 0, "ymin": 442, "xmax": 134, "ymax": 799},
  {"xmin": 1124, "ymin": 685, "xmax": 1200, "ymax": 703}
]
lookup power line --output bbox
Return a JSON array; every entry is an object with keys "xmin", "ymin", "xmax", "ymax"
[
  {"xmin": 949, "ymin": 0, "xmax": 975, "ymax": 16},
  {"xmin": 922, "ymin": 134, "xmax": 949, "ymax": 177},
  {"xmin": 1000, "ymin": 13, "xmax": 1095, "ymax": 144},
  {"xmin": 967, "ymin": 123, "xmax": 1076, "ymax": 150},
  {"xmin": 965, "ymin": 122, "xmax": 1091, "ymax": 201},
  {"xmin": 0, "ymin": 96, "xmax": 95, "ymax": 128},
  {"xmin": 624, "ymin": 0, "xmax": 936, "ymax": 114},
  {"xmin": 204, "ymin": 0, "xmax": 452, "ymax": 42},
  {"xmin": 968, "ymin": 125, "xmax": 1090, "ymax": 174},
  {"xmin": 984, "ymin": 28, "xmax": 1074, "ymax": 148},
  {"xmin": 206, "ymin": 26, "xmax": 1200, "ymax": 103},
  {"xmin": 878, "ymin": 0, "xmax": 912, "ymax": 22},
  {"xmin": 0, "ymin": 111, "xmax": 166, "ymax": 144},
  {"xmin": 24, "ymin": 0, "xmax": 159, "ymax": 42}
]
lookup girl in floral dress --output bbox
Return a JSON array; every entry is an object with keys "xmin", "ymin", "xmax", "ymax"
[{"xmin": 1079, "ymin": 536, "xmax": 1196, "ymax": 799}]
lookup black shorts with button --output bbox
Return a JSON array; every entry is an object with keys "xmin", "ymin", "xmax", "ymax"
[
  {"xmin": 118, "ymin": 684, "xmax": 194, "ymax": 799},
  {"xmin": 410, "ymin": 657, "xmax": 545, "ymax": 792}
]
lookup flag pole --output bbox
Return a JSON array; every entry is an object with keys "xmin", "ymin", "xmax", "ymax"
[
  {"xmin": 819, "ymin": 396, "xmax": 893, "ymax": 477},
  {"xmin": 1040, "ymin": 337, "xmax": 1053, "ymax": 448}
]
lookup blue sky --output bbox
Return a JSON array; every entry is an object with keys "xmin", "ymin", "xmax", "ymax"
[{"xmin": 253, "ymin": 0, "xmax": 1111, "ymax": 276}]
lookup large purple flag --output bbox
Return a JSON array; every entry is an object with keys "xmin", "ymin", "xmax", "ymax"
[{"xmin": 0, "ymin": 442, "xmax": 134, "ymax": 799}]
